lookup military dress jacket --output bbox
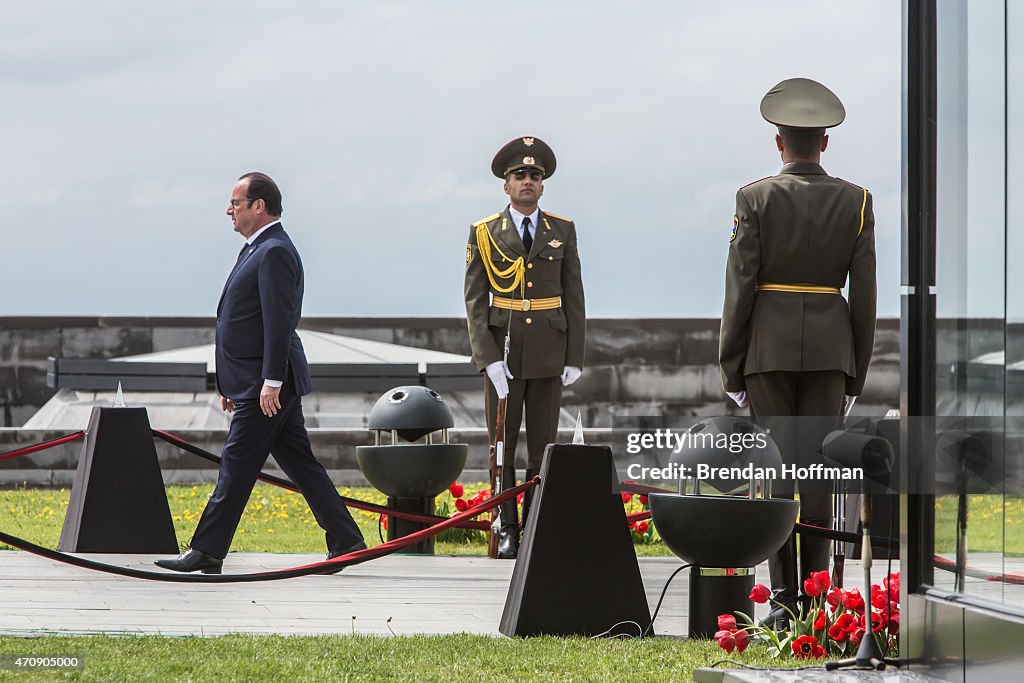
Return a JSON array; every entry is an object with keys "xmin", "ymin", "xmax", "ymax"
[
  {"xmin": 719, "ymin": 162, "xmax": 876, "ymax": 396},
  {"xmin": 464, "ymin": 207, "xmax": 585, "ymax": 379}
]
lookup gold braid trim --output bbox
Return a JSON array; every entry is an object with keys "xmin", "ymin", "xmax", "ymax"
[{"xmin": 475, "ymin": 218, "xmax": 525, "ymax": 294}]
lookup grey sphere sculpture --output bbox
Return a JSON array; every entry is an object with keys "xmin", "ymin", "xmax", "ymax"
[{"xmin": 367, "ymin": 385, "xmax": 454, "ymax": 442}]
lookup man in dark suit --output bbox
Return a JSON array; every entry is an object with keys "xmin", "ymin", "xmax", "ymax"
[
  {"xmin": 464, "ymin": 137, "xmax": 586, "ymax": 558},
  {"xmin": 156, "ymin": 172, "xmax": 364, "ymax": 574},
  {"xmin": 719, "ymin": 79, "xmax": 877, "ymax": 626}
]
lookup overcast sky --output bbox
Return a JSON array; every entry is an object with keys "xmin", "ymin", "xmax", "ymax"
[{"xmin": 1, "ymin": 0, "xmax": 901, "ymax": 318}]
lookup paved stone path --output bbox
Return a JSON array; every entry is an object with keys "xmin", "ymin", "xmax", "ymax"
[{"xmin": 0, "ymin": 552, "xmax": 782, "ymax": 637}]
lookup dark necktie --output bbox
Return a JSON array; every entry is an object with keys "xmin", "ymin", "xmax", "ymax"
[
  {"xmin": 237, "ymin": 242, "xmax": 251, "ymax": 261},
  {"xmin": 522, "ymin": 217, "xmax": 533, "ymax": 253}
]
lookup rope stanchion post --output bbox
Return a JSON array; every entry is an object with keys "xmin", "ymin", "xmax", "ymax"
[
  {"xmin": 59, "ymin": 407, "xmax": 178, "ymax": 554},
  {"xmin": 500, "ymin": 444, "xmax": 651, "ymax": 637}
]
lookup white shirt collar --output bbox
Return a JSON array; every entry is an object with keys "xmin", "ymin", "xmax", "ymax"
[
  {"xmin": 508, "ymin": 206, "xmax": 540, "ymax": 237},
  {"xmin": 246, "ymin": 220, "xmax": 280, "ymax": 246}
]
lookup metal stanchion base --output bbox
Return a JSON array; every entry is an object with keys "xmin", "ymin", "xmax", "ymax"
[
  {"xmin": 386, "ymin": 496, "xmax": 435, "ymax": 555},
  {"xmin": 688, "ymin": 567, "xmax": 754, "ymax": 639}
]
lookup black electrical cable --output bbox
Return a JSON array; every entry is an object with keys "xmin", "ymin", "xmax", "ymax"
[{"xmin": 642, "ymin": 563, "xmax": 691, "ymax": 637}]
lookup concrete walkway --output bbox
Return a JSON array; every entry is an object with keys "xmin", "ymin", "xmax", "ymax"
[{"xmin": 0, "ymin": 552, "xmax": 790, "ymax": 637}]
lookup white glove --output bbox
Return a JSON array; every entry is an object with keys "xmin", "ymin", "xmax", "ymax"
[
  {"xmin": 843, "ymin": 394, "xmax": 857, "ymax": 417},
  {"xmin": 561, "ymin": 366, "xmax": 582, "ymax": 386},
  {"xmin": 486, "ymin": 360, "xmax": 513, "ymax": 399},
  {"xmin": 727, "ymin": 391, "xmax": 748, "ymax": 408}
]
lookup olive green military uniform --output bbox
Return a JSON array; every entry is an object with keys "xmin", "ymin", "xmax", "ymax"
[
  {"xmin": 718, "ymin": 78, "xmax": 877, "ymax": 622},
  {"xmin": 719, "ymin": 162, "xmax": 877, "ymax": 404},
  {"xmin": 464, "ymin": 206, "xmax": 586, "ymax": 469}
]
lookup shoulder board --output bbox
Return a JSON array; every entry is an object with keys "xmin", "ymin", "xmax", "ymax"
[
  {"xmin": 543, "ymin": 211, "xmax": 572, "ymax": 222},
  {"xmin": 472, "ymin": 213, "xmax": 501, "ymax": 228},
  {"xmin": 833, "ymin": 176, "xmax": 869, "ymax": 193},
  {"xmin": 739, "ymin": 176, "xmax": 772, "ymax": 190}
]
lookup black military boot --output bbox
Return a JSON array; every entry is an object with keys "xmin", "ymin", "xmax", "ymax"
[
  {"xmin": 760, "ymin": 533, "xmax": 798, "ymax": 630},
  {"xmin": 799, "ymin": 517, "xmax": 833, "ymax": 588},
  {"xmin": 496, "ymin": 464, "xmax": 520, "ymax": 559}
]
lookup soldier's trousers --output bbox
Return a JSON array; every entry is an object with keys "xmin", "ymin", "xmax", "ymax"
[
  {"xmin": 484, "ymin": 375, "xmax": 563, "ymax": 471},
  {"xmin": 747, "ymin": 370, "xmax": 845, "ymax": 586}
]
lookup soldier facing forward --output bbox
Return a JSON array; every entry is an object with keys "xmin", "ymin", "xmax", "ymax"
[{"xmin": 464, "ymin": 136, "xmax": 586, "ymax": 559}]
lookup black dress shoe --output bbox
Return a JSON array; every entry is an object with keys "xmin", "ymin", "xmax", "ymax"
[
  {"xmin": 154, "ymin": 548, "xmax": 223, "ymax": 575},
  {"xmin": 321, "ymin": 540, "xmax": 368, "ymax": 575},
  {"xmin": 759, "ymin": 589, "xmax": 798, "ymax": 630},
  {"xmin": 496, "ymin": 525, "xmax": 519, "ymax": 559}
]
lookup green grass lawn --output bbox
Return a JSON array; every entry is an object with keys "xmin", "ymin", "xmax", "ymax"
[
  {"xmin": 0, "ymin": 483, "xmax": 672, "ymax": 556},
  {"xmin": 0, "ymin": 633, "xmax": 806, "ymax": 682},
  {"xmin": 934, "ymin": 493, "xmax": 1024, "ymax": 555},
  {"xmin": 0, "ymin": 485, "xmax": 865, "ymax": 680}
]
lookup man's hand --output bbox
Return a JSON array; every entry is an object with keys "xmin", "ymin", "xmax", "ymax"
[
  {"xmin": 260, "ymin": 384, "xmax": 282, "ymax": 417},
  {"xmin": 727, "ymin": 391, "xmax": 748, "ymax": 408},
  {"xmin": 843, "ymin": 394, "xmax": 857, "ymax": 418},
  {"xmin": 561, "ymin": 366, "xmax": 582, "ymax": 386},
  {"xmin": 220, "ymin": 396, "xmax": 235, "ymax": 413},
  {"xmin": 486, "ymin": 361, "xmax": 513, "ymax": 399}
]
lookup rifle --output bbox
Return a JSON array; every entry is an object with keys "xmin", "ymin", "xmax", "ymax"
[{"xmin": 487, "ymin": 396, "xmax": 507, "ymax": 559}]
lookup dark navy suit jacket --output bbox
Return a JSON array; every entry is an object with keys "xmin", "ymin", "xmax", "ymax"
[{"xmin": 215, "ymin": 223, "xmax": 313, "ymax": 401}]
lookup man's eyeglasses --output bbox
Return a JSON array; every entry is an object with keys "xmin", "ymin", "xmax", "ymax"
[
  {"xmin": 229, "ymin": 198, "xmax": 257, "ymax": 208},
  {"xmin": 512, "ymin": 171, "xmax": 543, "ymax": 181}
]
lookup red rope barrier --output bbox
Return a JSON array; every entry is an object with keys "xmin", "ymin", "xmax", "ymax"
[
  {"xmin": 0, "ymin": 477, "xmax": 538, "ymax": 583},
  {"xmin": 152, "ymin": 429, "xmax": 491, "ymax": 530},
  {"xmin": 0, "ymin": 431, "xmax": 86, "ymax": 463},
  {"xmin": 932, "ymin": 554, "xmax": 1024, "ymax": 585}
]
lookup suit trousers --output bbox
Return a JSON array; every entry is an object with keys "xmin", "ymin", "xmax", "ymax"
[
  {"xmin": 190, "ymin": 394, "xmax": 363, "ymax": 559},
  {"xmin": 485, "ymin": 375, "xmax": 562, "ymax": 470}
]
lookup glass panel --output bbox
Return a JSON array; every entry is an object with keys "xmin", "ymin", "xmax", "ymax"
[
  {"xmin": 934, "ymin": 0, "xmax": 1006, "ymax": 603},
  {"xmin": 1006, "ymin": 0, "xmax": 1024, "ymax": 608}
]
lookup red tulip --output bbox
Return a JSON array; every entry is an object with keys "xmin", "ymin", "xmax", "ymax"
[
  {"xmin": 636, "ymin": 521, "xmax": 650, "ymax": 535},
  {"xmin": 813, "ymin": 610, "xmax": 826, "ymax": 631},
  {"xmin": 792, "ymin": 634, "xmax": 825, "ymax": 659},
  {"xmin": 828, "ymin": 622, "xmax": 847, "ymax": 642},
  {"xmin": 621, "ymin": 492, "xmax": 633, "ymax": 504},
  {"xmin": 884, "ymin": 572, "xmax": 900, "ymax": 600},
  {"xmin": 639, "ymin": 495, "xmax": 649, "ymax": 506},
  {"xmin": 714, "ymin": 629, "xmax": 735, "ymax": 653},
  {"xmin": 717, "ymin": 614, "xmax": 737, "ymax": 631},
  {"xmin": 454, "ymin": 498, "xmax": 469, "ymax": 512},
  {"xmin": 842, "ymin": 588, "xmax": 865, "ymax": 612},
  {"xmin": 749, "ymin": 583, "xmax": 771, "ymax": 604},
  {"xmin": 803, "ymin": 577, "xmax": 822, "ymax": 598},
  {"xmin": 889, "ymin": 612, "xmax": 900, "ymax": 635},
  {"xmin": 448, "ymin": 483, "xmax": 464, "ymax": 498},
  {"xmin": 834, "ymin": 612, "xmax": 856, "ymax": 631},
  {"xmin": 826, "ymin": 587, "xmax": 845, "ymax": 609},
  {"xmin": 382, "ymin": 515, "xmax": 388, "ymax": 531},
  {"xmin": 849, "ymin": 627, "xmax": 866, "ymax": 647},
  {"xmin": 733, "ymin": 628, "xmax": 750, "ymax": 653},
  {"xmin": 811, "ymin": 570, "xmax": 830, "ymax": 594}
]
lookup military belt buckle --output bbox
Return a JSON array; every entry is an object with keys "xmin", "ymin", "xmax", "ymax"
[{"xmin": 520, "ymin": 299, "xmax": 532, "ymax": 311}]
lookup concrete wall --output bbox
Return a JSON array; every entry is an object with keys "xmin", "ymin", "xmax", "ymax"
[
  {"xmin": 0, "ymin": 315, "xmax": 900, "ymax": 485},
  {"xmin": 0, "ymin": 315, "xmax": 901, "ymax": 428}
]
